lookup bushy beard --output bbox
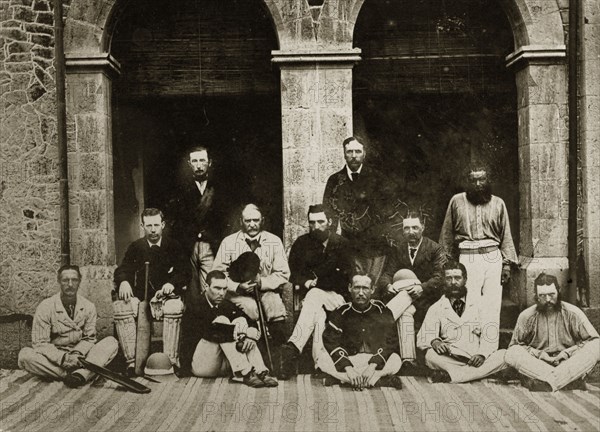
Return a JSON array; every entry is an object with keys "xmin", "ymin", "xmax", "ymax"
[
  {"xmin": 536, "ymin": 297, "xmax": 562, "ymax": 314},
  {"xmin": 193, "ymin": 171, "xmax": 208, "ymax": 182},
  {"xmin": 445, "ymin": 284, "xmax": 467, "ymax": 300},
  {"xmin": 310, "ymin": 229, "xmax": 330, "ymax": 243},
  {"xmin": 466, "ymin": 184, "xmax": 492, "ymax": 205}
]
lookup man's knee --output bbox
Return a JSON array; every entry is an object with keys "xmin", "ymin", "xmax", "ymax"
[
  {"xmin": 18, "ymin": 347, "xmax": 36, "ymax": 369},
  {"xmin": 163, "ymin": 298, "xmax": 184, "ymax": 316},
  {"xmin": 304, "ymin": 288, "xmax": 327, "ymax": 305},
  {"xmin": 96, "ymin": 336, "xmax": 119, "ymax": 354},
  {"xmin": 212, "ymin": 315, "xmax": 231, "ymax": 324},
  {"xmin": 504, "ymin": 345, "xmax": 527, "ymax": 366},
  {"xmin": 262, "ymin": 292, "xmax": 286, "ymax": 320}
]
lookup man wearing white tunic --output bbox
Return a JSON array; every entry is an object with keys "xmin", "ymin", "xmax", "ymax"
[{"xmin": 417, "ymin": 261, "xmax": 507, "ymax": 383}]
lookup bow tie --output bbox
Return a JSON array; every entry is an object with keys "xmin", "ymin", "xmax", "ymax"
[
  {"xmin": 150, "ymin": 244, "xmax": 160, "ymax": 251},
  {"xmin": 246, "ymin": 238, "xmax": 260, "ymax": 252}
]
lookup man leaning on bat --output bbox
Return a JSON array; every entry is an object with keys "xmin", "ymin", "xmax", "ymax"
[{"xmin": 112, "ymin": 207, "xmax": 190, "ymax": 375}]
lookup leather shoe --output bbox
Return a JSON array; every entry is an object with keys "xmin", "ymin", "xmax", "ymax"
[
  {"xmin": 430, "ymin": 370, "xmax": 451, "ymax": 383},
  {"xmin": 243, "ymin": 370, "xmax": 266, "ymax": 388},
  {"xmin": 278, "ymin": 343, "xmax": 299, "ymax": 380},
  {"xmin": 377, "ymin": 375, "xmax": 403, "ymax": 389},
  {"xmin": 64, "ymin": 372, "xmax": 86, "ymax": 388},
  {"xmin": 257, "ymin": 370, "xmax": 279, "ymax": 387}
]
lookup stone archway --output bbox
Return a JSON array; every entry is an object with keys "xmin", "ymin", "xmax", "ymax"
[
  {"xmin": 62, "ymin": 0, "xmax": 287, "ymax": 334},
  {"xmin": 347, "ymin": 0, "xmax": 568, "ymax": 306}
]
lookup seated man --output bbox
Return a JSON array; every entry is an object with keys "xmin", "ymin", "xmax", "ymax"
[
  {"xmin": 378, "ymin": 211, "xmax": 446, "ymax": 363},
  {"xmin": 319, "ymin": 274, "xmax": 403, "ymax": 390},
  {"xmin": 190, "ymin": 270, "xmax": 278, "ymax": 388},
  {"xmin": 417, "ymin": 261, "xmax": 507, "ymax": 383},
  {"xmin": 212, "ymin": 203, "xmax": 290, "ymax": 350},
  {"xmin": 279, "ymin": 204, "xmax": 353, "ymax": 379},
  {"xmin": 112, "ymin": 208, "xmax": 190, "ymax": 373},
  {"xmin": 18, "ymin": 265, "xmax": 118, "ymax": 388},
  {"xmin": 505, "ymin": 273, "xmax": 600, "ymax": 392}
]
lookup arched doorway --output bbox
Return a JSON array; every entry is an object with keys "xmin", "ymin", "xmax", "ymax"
[
  {"xmin": 352, "ymin": 0, "xmax": 518, "ymax": 244},
  {"xmin": 110, "ymin": 0, "xmax": 282, "ymax": 260}
]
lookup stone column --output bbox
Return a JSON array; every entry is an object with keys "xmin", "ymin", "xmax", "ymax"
[
  {"xmin": 65, "ymin": 54, "xmax": 120, "ymax": 335},
  {"xmin": 273, "ymin": 50, "xmax": 360, "ymax": 248},
  {"xmin": 506, "ymin": 46, "xmax": 569, "ymax": 306},
  {"xmin": 581, "ymin": 0, "xmax": 600, "ymax": 308}
]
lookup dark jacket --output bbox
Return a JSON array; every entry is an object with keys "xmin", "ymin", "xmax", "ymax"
[
  {"xmin": 323, "ymin": 300, "xmax": 399, "ymax": 372},
  {"xmin": 323, "ymin": 166, "xmax": 397, "ymax": 251},
  {"xmin": 377, "ymin": 236, "xmax": 447, "ymax": 308},
  {"xmin": 288, "ymin": 232, "xmax": 353, "ymax": 298},
  {"xmin": 113, "ymin": 237, "xmax": 190, "ymax": 300},
  {"xmin": 179, "ymin": 294, "xmax": 259, "ymax": 371},
  {"xmin": 168, "ymin": 179, "xmax": 226, "ymax": 254}
]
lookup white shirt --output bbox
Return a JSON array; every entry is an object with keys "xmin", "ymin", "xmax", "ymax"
[
  {"xmin": 147, "ymin": 238, "xmax": 162, "ymax": 248},
  {"xmin": 345, "ymin": 164, "xmax": 363, "ymax": 181},
  {"xmin": 195, "ymin": 180, "xmax": 208, "ymax": 195}
]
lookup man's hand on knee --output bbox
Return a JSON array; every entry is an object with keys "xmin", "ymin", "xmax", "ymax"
[{"xmin": 118, "ymin": 281, "xmax": 134, "ymax": 301}]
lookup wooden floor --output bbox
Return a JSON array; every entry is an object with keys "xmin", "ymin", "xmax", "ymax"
[{"xmin": 1, "ymin": 369, "xmax": 599, "ymax": 432}]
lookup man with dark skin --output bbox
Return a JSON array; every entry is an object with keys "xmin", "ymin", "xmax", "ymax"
[
  {"xmin": 440, "ymin": 166, "xmax": 518, "ymax": 350},
  {"xmin": 417, "ymin": 261, "xmax": 507, "ymax": 383}
]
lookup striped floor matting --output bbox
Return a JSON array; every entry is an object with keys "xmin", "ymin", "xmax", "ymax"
[{"xmin": 1, "ymin": 370, "xmax": 599, "ymax": 432}]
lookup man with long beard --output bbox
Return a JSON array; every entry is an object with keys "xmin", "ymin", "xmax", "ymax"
[
  {"xmin": 278, "ymin": 204, "xmax": 353, "ymax": 380},
  {"xmin": 439, "ymin": 166, "xmax": 518, "ymax": 349},
  {"xmin": 505, "ymin": 273, "xmax": 599, "ymax": 391}
]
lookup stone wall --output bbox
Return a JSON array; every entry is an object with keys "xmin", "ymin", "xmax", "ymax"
[{"xmin": 0, "ymin": 0, "xmax": 65, "ymax": 317}]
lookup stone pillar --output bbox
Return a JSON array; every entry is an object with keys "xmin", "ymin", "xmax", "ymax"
[
  {"xmin": 273, "ymin": 50, "xmax": 360, "ymax": 248},
  {"xmin": 581, "ymin": 0, "xmax": 600, "ymax": 308},
  {"xmin": 506, "ymin": 46, "xmax": 569, "ymax": 306},
  {"xmin": 65, "ymin": 53, "xmax": 120, "ymax": 335}
]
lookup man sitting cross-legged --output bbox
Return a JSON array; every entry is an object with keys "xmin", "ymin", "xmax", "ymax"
[
  {"xmin": 189, "ymin": 270, "xmax": 278, "ymax": 388},
  {"xmin": 278, "ymin": 204, "xmax": 353, "ymax": 380},
  {"xmin": 417, "ymin": 261, "xmax": 507, "ymax": 383},
  {"xmin": 18, "ymin": 265, "xmax": 118, "ymax": 388},
  {"xmin": 318, "ymin": 274, "xmax": 403, "ymax": 390},
  {"xmin": 505, "ymin": 273, "xmax": 600, "ymax": 392}
]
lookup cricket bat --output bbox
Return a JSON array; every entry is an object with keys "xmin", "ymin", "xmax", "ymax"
[
  {"xmin": 134, "ymin": 262, "xmax": 151, "ymax": 376},
  {"xmin": 80, "ymin": 359, "xmax": 151, "ymax": 393}
]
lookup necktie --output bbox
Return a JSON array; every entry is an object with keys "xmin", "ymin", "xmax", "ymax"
[
  {"xmin": 409, "ymin": 247, "xmax": 417, "ymax": 260},
  {"xmin": 246, "ymin": 238, "xmax": 259, "ymax": 252},
  {"xmin": 452, "ymin": 299, "xmax": 465, "ymax": 317},
  {"xmin": 66, "ymin": 304, "xmax": 75, "ymax": 320},
  {"xmin": 150, "ymin": 245, "xmax": 160, "ymax": 252},
  {"xmin": 351, "ymin": 172, "xmax": 359, "ymax": 182}
]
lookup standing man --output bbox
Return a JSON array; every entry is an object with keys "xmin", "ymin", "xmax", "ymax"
[
  {"xmin": 169, "ymin": 146, "xmax": 227, "ymax": 308},
  {"xmin": 212, "ymin": 204, "xmax": 290, "ymax": 352},
  {"xmin": 18, "ymin": 265, "xmax": 118, "ymax": 388},
  {"xmin": 112, "ymin": 208, "xmax": 190, "ymax": 374},
  {"xmin": 323, "ymin": 136, "xmax": 396, "ymax": 282},
  {"xmin": 188, "ymin": 270, "xmax": 278, "ymax": 387},
  {"xmin": 505, "ymin": 273, "xmax": 600, "ymax": 392},
  {"xmin": 417, "ymin": 261, "xmax": 507, "ymax": 383},
  {"xmin": 278, "ymin": 204, "xmax": 353, "ymax": 379},
  {"xmin": 319, "ymin": 274, "xmax": 403, "ymax": 390},
  {"xmin": 439, "ymin": 165, "xmax": 518, "ymax": 348},
  {"xmin": 378, "ymin": 211, "xmax": 447, "ymax": 363}
]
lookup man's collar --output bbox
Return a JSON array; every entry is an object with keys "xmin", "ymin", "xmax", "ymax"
[
  {"xmin": 243, "ymin": 233, "xmax": 262, "ymax": 242},
  {"xmin": 408, "ymin": 237, "xmax": 423, "ymax": 250},
  {"xmin": 351, "ymin": 302, "xmax": 372, "ymax": 314},
  {"xmin": 195, "ymin": 179, "xmax": 208, "ymax": 194},
  {"xmin": 346, "ymin": 164, "xmax": 363, "ymax": 180},
  {"xmin": 147, "ymin": 238, "xmax": 162, "ymax": 248},
  {"xmin": 204, "ymin": 293, "xmax": 217, "ymax": 309}
]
